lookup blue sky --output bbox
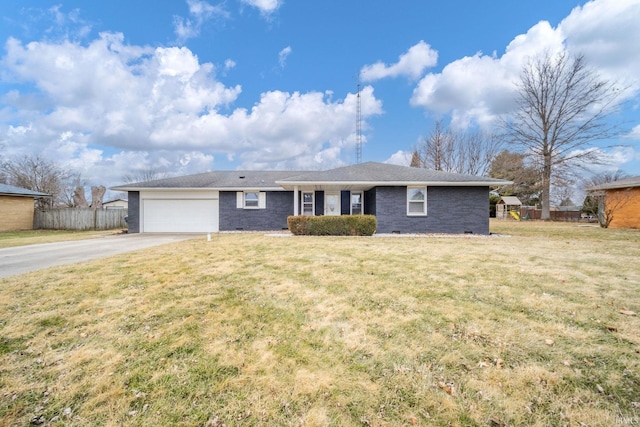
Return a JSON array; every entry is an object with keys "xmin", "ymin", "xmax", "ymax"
[{"xmin": 1, "ymin": 0, "xmax": 639, "ymax": 193}]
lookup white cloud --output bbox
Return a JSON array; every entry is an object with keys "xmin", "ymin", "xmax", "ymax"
[
  {"xmin": 384, "ymin": 150, "xmax": 412, "ymax": 166},
  {"xmin": 410, "ymin": 0, "xmax": 640, "ymax": 129},
  {"xmin": 173, "ymin": 0, "xmax": 228, "ymax": 43},
  {"xmin": 224, "ymin": 59, "xmax": 236, "ymax": 70},
  {"xmin": 560, "ymin": 0, "xmax": 640, "ymax": 91},
  {"xmin": 360, "ymin": 40, "xmax": 438, "ymax": 82},
  {"xmin": 278, "ymin": 46, "xmax": 292, "ymax": 69},
  {"xmin": 0, "ymin": 32, "xmax": 383, "ymax": 184},
  {"xmin": 240, "ymin": 0, "xmax": 283, "ymax": 15},
  {"xmin": 628, "ymin": 124, "xmax": 640, "ymax": 140},
  {"xmin": 410, "ymin": 21, "xmax": 564, "ymax": 128}
]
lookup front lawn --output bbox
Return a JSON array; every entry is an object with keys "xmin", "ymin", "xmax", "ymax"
[
  {"xmin": 1, "ymin": 221, "xmax": 639, "ymax": 426},
  {"xmin": 0, "ymin": 229, "xmax": 121, "ymax": 248}
]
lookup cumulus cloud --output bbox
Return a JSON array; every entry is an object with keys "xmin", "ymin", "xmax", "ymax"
[
  {"xmin": 561, "ymin": 0, "xmax": 640, "ymax": 90},
  {"xmin": 173, "ymin": 0, "xmax": 228, "ymax": 43},
  {"xmin": 278, "ymin": 46, "xmax": 292, "ymax": 68},
  {"xmin": 410, "ymin": 0, "xmax": 640, "ymax": 129},
  {"xmin": 384, "ymin": 150, "xmax": 412, "ymax": 166},
  {"xmin": 360, "ymin": 40, "xmax": 438, "ymax": 82},
  {"xmin": 0, "ymin": 32, "xmax": 382, "ymax": 184}
]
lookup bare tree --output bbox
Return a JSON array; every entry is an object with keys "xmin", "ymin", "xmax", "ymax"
[
  {"xmin": 90, "ymin": 186, "xmax": 106, "ymax": 209},
  {"xmin": 583, "ymin": 170, "xmax": 630, "ymax": 189},
  {"xmin": 412, "ymin": 121, "xmax": 502, "ymax": 176},
  {"xmin": 0, "ymin": 155, "xmax": 77, "ymax": 209},
  {"xmin": 581, "ymin": 170, "xmax": 629, "ymax": 224},
  {"xmin": 502, "ymin": 51, "xmax": 623, "ymax": 220},
  {"xmin": 122, "ymin": 168, "xmax": 168, "ymax": 184},
  {"xmin": 60, "ymin": 173, "xmax": 84, "ymax": 207},
  {"xmin": 589, "ymin": 187, "xmax": 633, "ymax": 228}
]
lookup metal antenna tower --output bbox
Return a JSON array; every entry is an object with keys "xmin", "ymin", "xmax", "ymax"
[{"xmin": 356, "ymin": 82, "xmax": 362, "ymax": 164}]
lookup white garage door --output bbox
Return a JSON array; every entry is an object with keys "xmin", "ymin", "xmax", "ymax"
[{"xmin": 143, "ymin": 199, "xmax": 219, "ymax": 232}]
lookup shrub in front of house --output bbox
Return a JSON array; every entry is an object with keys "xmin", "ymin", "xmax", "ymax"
[{"xmin": 287, "ymin": 215, "xmax": 377, "ymax": 236}]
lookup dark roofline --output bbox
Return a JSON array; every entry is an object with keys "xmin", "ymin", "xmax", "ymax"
[
  {"xmin": 0, "ymin": 183, "xmax": 52, "ymax": 198},
  {"xmin": 111, "ymin": 162, "xmax": 512, "ymax": 192},
  {"xmin": 587, "ymin": 176, "xmax": 640, "ymax": 191}
]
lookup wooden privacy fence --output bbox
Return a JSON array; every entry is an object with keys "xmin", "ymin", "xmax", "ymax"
[{"xmin": 34, "ymin": 208, "xmax": 127, "ymax": 230}]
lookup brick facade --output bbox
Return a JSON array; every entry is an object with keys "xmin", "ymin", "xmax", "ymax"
[
  {"xmin": 0, "ymin": 195, "xmax": 35, "ymax": 231},
  {"xmin": 219, "ymin": 191, "xmax": 293, "ymax": 231},
  {"xmin": 373, "ymin": 186, "xmax": 490, "ymax": 234},
  {"xmin": 607, "ymin": 187, "xmax": 640, "ymax": 229},
  {"xmin": 126, "ymin": 191, "xmax": 140, "ymax": 233}
]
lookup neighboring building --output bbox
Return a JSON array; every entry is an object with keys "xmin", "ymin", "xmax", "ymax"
[
  {"xmin": 588, "ymin": 176, "xmax": 640, "ymax": 229},
  {"xmin": 111, "ymin": 162, "xmax": 511, "ymax": 235},
  {"xmin": 103, "ymin": 198, "xmax": 128, "ymax": 210},
  {"xmin": 0, "ymin": 183, "xmax": 51, "ymax": 232}
]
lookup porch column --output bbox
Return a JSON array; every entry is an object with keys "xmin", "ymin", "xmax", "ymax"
[{"xmin": 293, "ymin": 185, "xmax": 299, "ymax": 216}]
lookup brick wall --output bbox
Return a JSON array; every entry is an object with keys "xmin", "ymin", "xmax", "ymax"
[
  {"xmin": 608, "ymin": 187, "xmax": 640, "ymax": 229},
  {"xmin": 374, "ymin": 186, "xmax": 490, "ymax": 234},
  {"xmin": 219, "ymin": 191, "xmax": 293, "ymax": 231},
  {"xmin": 126, "ymin": 192, "xmax": 140, "ymax": 233},
  {"xmin": 0, "ymin": 195, "xmax": 35, "ymax": 231}
]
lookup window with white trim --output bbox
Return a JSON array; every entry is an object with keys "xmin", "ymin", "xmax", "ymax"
[
  {"xmin": 407, "ymin": 187, "xmax": 427, "ymax": 215},
  {"xmin": 302, "ymin": 191, "xmax": 314, "ymax": 215},
  {"xmin": 350, "ymin": 191, "xmax": 363, "ymax": 215},
  {"xmin": 236, "ymin": 191, "xmax": 266, "ymax": 209}
]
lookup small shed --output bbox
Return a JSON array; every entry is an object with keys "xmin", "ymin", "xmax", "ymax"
[
  {"xmin": 496, "ymin": 196, "xmax": 522, "ymax": 220},
  {"xmin": 0, "ymin": 183, "xmax": 51, "ymax": 231},
  {"xmin": 103, "ymin": 198, "xmax": 128, "ymax": 210}
]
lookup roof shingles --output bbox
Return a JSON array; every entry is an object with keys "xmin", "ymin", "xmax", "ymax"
[{"xmin": 112, "ymin": 162, "xmax": 511, "ymax": 191}]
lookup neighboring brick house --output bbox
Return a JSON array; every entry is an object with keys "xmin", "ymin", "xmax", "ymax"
[
  {"xmin": 0, "ymin": 184, "xmax": 51, "ymax": 232},
  {"xmin": 112, "ymin": 162, "xmax": 511, "ymax": 235},
  {"xmin": 588, "ymin": 176, "xmax": 640, "ymax": 229}
]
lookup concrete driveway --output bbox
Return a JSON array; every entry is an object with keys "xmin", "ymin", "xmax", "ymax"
[{"xmin": 0, "ymin": 233, "xmax": 198, "ymax": 278}]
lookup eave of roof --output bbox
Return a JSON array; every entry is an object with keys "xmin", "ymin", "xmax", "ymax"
[
  {"xmin": 587, "ymin": 176, "xmax": 640, "ymax": 191},
  {"xmin": 111, "ymin": 170, "xmax": 306, "ymax": 192},
  {"xmin": 0, "ymin": 183, "xmax": 52, "ymax": 197},
  {"xmin": 110, "ymin": 162, "xmax": 512, "ymax": 192}
]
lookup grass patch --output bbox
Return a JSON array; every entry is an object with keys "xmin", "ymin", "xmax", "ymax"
[
  {"xmin": 0, "ymin": 229, "xmax": 121, "ymax": 248},
  {"xmin": 0, "ymin": 220, "xmax": 639, "ymax": 425}
]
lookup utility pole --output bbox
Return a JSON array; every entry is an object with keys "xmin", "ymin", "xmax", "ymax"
[{"xmin": 356, "ymin": 82, "xmax": 362, "ymax": 164}]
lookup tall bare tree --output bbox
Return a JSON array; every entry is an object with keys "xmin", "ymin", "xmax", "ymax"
[
  {"xmin": 412, "ymin": 121, "xmax": 502, "ymax": 176},
  {"xmin": 502, "ymin": 52, "xmax": 622, "ymax": 220},
  {"xmin": 0, "ymin": 155, "xmax": 77, "ymax": 209}
]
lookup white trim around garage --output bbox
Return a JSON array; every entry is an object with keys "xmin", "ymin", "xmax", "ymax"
[{"xmin": 140, "ymin": 190, "xmax": 219, "ymax": 233}]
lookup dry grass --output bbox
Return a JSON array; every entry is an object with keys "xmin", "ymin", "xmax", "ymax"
[
  {"xmin": 1, "ymin": 220, "xmax": 639, "ymax": 426},
  {"xmin": 0, "ymin": 230, "xmax": 120, "ymax": 248}
]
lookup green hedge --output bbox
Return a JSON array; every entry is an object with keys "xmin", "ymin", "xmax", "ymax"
[{"xmin": 287, "ymin": 215, "xmax": 377, "ymax": 236}]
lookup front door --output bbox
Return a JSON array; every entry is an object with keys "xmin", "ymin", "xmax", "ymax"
[{"xmin": 324, "ymin": 192, "xmax": 341, "ymax": 216}]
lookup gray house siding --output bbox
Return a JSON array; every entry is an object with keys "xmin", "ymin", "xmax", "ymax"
[
  {"xmin": 126, "ymin": 191, "xmax": 140, "ymax": 233},
  {"xmin": 219, "ymin": 191, "xmax": 293, "ymax": 231},
  {"xmin": 374, "ymin": 186, "xmax": 490, "ymax": 234}
]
